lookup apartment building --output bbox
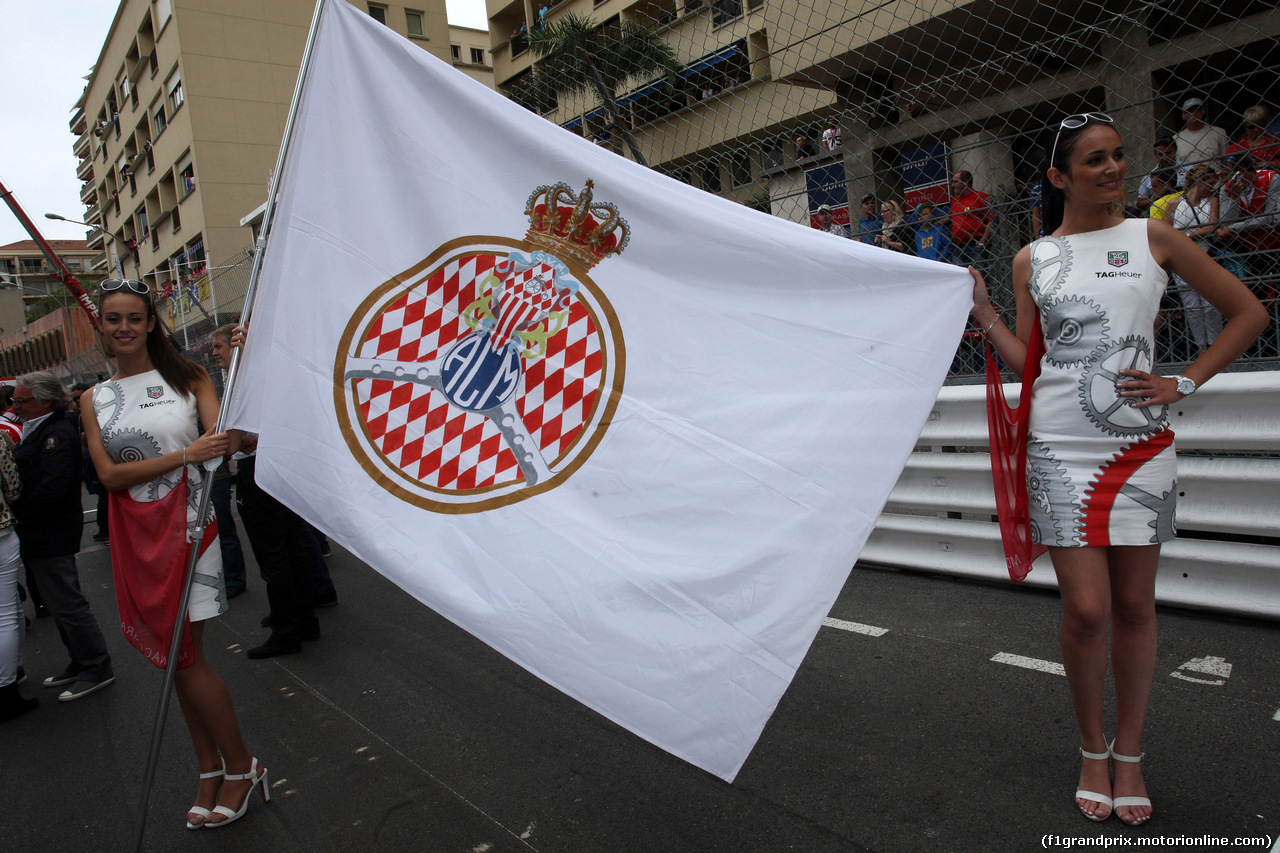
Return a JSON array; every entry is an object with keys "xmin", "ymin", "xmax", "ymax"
[
  {"xmin": 0, "ymin": 239, "xmax": 100, "ymax": 306},
  {"xmin": 451, "ymin": 25, "xmax": 496, "ymax": 87},
  {"xmin": 0, "ymin": 241, "xmax": 104, "ymax": 377},
  {"xmin": 71, "ymin": 0, "xmax": 452, "ymax": 332},
  {"xmin": 487, "ymin": 1, "xmax": 1279, "ymax": 239},
  {"xmin": 488, "ymin": 0, "xmax": 833, "ymax": 212}
]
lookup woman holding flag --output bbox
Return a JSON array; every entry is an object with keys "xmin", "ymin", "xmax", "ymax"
[
  {"xmin": 81, "ymin": 278, "xmax": 268, "ymax": 829},
  {"xmin": 969, "ymin": 113, "xmax": 1264, "ymax": 825}
]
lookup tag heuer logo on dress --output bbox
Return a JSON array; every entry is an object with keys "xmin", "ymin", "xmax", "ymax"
[
  {"xmin": 1107, "ymin": 251, "xmax": 1129, "ymax": 267},
  {"xmin": 147, "ymin": 386, "xmax": 163, "ymax": 399}
]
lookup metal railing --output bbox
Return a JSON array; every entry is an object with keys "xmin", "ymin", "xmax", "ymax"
[{"xmin": 862, "ymin": 371, "xmax": 1280, "ymax": 619}]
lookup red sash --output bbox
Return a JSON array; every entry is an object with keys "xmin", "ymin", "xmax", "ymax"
[
  {"xmin": 108, "ymin": 472, "xmax": 218, "ymax": 669},
  {"xmin": 985, "ymin": 315, "xmax": 1048, "ymax": 582}
]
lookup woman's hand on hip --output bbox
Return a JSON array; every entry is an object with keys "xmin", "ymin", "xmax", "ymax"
[{"xmin": 1116, "ymin": 369, "xmax": 1181, "ymax": 408}]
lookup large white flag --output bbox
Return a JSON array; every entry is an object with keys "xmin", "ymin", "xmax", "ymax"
[{"xmin": 230, "ymin": 0, "xmax": 971, "ymax": 781}]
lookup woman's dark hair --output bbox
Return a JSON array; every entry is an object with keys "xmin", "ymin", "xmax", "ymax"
[
  {"xmin": 1039, "ymin": 114, "xmax": 1116, "ymax": 236},
  {"xmin": 100, "ymin": 289, "xmax": 205, "ymax": 397}
]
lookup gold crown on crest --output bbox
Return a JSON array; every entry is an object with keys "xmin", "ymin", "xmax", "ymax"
[{"xmin": 524, "ymin": 180, "xmax": 630, "ymax": 271}]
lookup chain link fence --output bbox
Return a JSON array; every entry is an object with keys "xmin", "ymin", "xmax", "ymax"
[{"xmin": 497, "ymin": 0, "xmax": 1280, "ymax": 381}]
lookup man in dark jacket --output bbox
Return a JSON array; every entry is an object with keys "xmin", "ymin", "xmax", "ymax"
[{"xmin": 12, "ymin": 372, "xmax": 114, "ymax": 701}]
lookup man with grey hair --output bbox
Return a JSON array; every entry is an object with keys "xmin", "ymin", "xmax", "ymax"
[{"xmin": 11, "ymin": 372, "xmax": 114, "ymax": 701}]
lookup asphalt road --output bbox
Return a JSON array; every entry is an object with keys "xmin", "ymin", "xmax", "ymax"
[{"xmin": 3, "ymin": 500, "xmax": 1278, "ymax": 852}]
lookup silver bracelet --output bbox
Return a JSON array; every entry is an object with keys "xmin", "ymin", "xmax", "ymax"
[{"xmin": 980, "ymin": 316, "xmax": 1000, "ymax": 336}]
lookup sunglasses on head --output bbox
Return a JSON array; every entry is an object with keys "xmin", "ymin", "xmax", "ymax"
[
  {"xmin": 1049, "ymin": 112, "xmax": 1115, "ymax": 167},
  {"xmin": 100, "ymin": 278, "xmax": 150, "ymax": 297}
]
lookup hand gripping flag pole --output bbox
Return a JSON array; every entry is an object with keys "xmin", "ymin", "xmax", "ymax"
[{"xmin": 130, "ymin": 1, "xmax": 330, "ymax": 848}]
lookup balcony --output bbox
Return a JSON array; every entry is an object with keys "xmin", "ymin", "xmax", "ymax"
[
  {"xmin": 767, "ymin": 0, "xmax": 1102, "ymax": 100},
  {"xmin": 489, "ymin": 0, "xmax": 532, "ymax": 85},
  {"xmin": 77, "ymin": 157, "xmax": 94, "ymax": 181}
]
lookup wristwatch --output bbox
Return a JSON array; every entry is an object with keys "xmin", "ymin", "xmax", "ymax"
[{"xmin": 1170, "ymin": 375, "xmax": 1197, "ymax": 397}]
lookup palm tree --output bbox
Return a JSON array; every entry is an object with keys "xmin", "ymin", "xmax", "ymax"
[{"xmin": 519, "ymin": 12, "xmax": 682, "ymax": 165}]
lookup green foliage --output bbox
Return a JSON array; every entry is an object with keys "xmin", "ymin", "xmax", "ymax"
[
  {"xmin": 744, "ymin": 187, "xmax": 771, "ymax": 213},
  {"xmin": 25, "ymin": 296, "xmax": 64, "ymax": 323},
  {"xmin": 523, "ymin": 12, "xmax": 682, "ymax": 105}
]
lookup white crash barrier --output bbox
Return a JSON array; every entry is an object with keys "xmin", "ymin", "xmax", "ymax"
[{"xmin": 863, "ymin": 371, "xmax": 1280, "ymax": 620}]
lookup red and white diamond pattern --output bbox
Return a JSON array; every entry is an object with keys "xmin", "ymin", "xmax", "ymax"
[{"xmin": 355, "ymin": 252, "xmax": 602, "ymax": 491}]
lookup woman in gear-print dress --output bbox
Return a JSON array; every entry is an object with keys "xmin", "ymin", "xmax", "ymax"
[
  {"xmin": 82, "ymin": 278, "xmax": 270, "ymax": 830},
  {"xmin": 969, "ymin": 113, "xmax": 1265, "ymax": 827},
  {"xmin": 92, "ymin": 370, "xmax": 225, "ymax": 617},
  {"xmin": 1021, "ymin": 218, "xmax": 1176, "ymax": 548}
]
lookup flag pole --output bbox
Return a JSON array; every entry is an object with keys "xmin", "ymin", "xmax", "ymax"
[{"xmin": 130, "ymin": 0, "xmax": 330, "ymax": 849}]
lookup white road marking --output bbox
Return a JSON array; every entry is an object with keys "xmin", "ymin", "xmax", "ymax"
[
  {"xmin": 1170, "ymin": 655, "xmax": 1232, "ymax": 686},
  {"xmin": 821, "ymin": 617, "xmax": 888, "ymax": 637},
  {"xmin": 1272, "ymin": 709, "xmax": 1280, "ymax": 722},
  {"xmin": 991, "ymin": 652, "xmax": 1065, "ymax": 676}
]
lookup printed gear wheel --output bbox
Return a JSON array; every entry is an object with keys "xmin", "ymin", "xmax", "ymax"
[
  {"xmin": 146, "ymin": 470, "xmax": 184, "ymax": 504},
  {"xmin": 93, "ymin": 381, "xmax": 125, "ymax": 434},
  {"xmin": 1043, "ymin": 295, "xmax": 1109, "ymax": 368},
  {"xmin": 1027, "ymin": 236, "xmax": 1072, "ymax": 302},
  {"xmin": 104, "ymin": 427, "xmax": 162, "ymax": 465},
  {"xmin": 1077, "ymin": 335, "xmax": 1169, "ymax": 438},
  {"xmin": 145, "ymin": 459, "xmax": 212, "ymax": 516},
  {"xmin": 1025, "ymin": 437, "xmax": 1082, "ymax": 546},
  {"xmin": 1083, "ymin": 431, "xmax": 1178, "ymax": 545}
]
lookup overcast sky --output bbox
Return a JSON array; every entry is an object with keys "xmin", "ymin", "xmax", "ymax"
[{"xmin": 0, "ymin": 0, "xmax": 489, "ymax": 247}]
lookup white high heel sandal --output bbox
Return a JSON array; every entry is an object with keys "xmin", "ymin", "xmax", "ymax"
[
  {"xmin": 1075, "ymin": 745, "xmax": 1113, "ymax": 822},
  {"xmin": 205, "ymin": 757, "xmax": 270, "ymax": 828},
  {"xmin": 185, "ymin": 766, "xmax": 225, "ymax": 830},
  {"xmin": 1109, "ymin": 741, "xmax": 1153, "ymax": 826}
]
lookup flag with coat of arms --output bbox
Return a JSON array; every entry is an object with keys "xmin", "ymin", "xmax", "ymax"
[{"xmin": 228, "ymin": 0, "xmax": 972, "ymax": 781}]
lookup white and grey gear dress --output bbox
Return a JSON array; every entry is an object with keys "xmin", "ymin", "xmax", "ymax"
[
  {"xmin": 1025, "ymin": 219, "xmax": 1177, "ymax": 547},
  {"xmin": 92, "ymin": 370, "xmax": 226, "ymax": 619}
]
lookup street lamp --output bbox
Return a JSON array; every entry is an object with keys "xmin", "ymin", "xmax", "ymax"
[{"xmin": 44, "ymin": 212, "xmax": 138, "ymax": 280}]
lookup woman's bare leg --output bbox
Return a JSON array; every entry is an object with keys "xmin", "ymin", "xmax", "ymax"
[
  {"xmin": 1049, "ymin": 546, "xmax": 1114, "ymax": 819},
  {"xmin": 174, "ymin": 679, "xmax": 223, "ymax": 826},
  {"xmin": 174, "ymin": 621, "xmax": 255, "ymax": 823},
  {"xmin": 1108, "ymin": 545, "xmax": 1159, "ymax": 825}
]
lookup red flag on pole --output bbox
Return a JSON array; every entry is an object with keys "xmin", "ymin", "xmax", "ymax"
[{"xmin": 108, "ymin": 472, "xmax": 217, "ymax": 669}]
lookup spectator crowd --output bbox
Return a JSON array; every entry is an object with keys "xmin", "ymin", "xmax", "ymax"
[{"xmin": 809, "ymin": 97, "xmax": 1279, "ymax": 314}]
